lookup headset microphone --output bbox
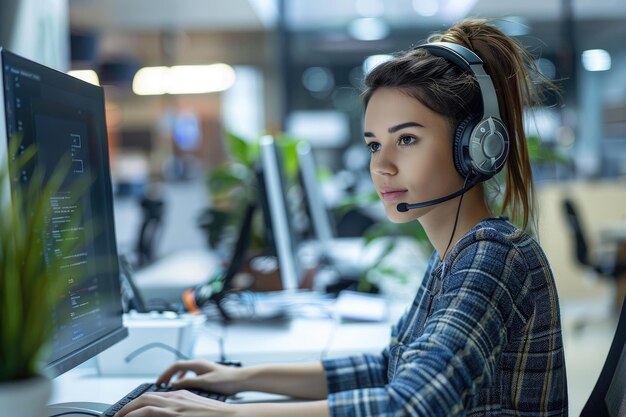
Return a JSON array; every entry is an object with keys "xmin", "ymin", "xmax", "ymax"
[{"xmin": 396, "ymin": 175, "xmax": 481, "ymax": 213}]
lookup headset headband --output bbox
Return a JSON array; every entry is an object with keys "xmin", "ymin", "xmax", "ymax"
[
  {"xmin": 415, "ymin": 41, "xmax": 509, "ymax": 179},
  {"xmin": 417, "ymin": 42, "xmax": 501, "ymax": 120}
]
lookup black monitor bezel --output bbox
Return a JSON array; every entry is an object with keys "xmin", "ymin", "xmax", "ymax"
[{"xmin": 0, "ymin": 48, "xmax": 127, "ymax": 378}]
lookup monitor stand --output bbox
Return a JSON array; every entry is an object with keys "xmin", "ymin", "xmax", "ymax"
[{"xmin": 46, "ymin": 401, "xmax": 110, "ymax": 416}]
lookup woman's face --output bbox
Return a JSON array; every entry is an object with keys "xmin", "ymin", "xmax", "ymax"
[{"xmin": 364, "ymin": 87, "xmax": 463, "ymax": 223}]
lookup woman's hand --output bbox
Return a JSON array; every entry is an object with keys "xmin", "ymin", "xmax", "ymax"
[
  {"xmin": 115, "ymin": 390, "xmax": 236, "ymax": 417},
  {"xmin": 156, "ymin": 360, "xmax": 244, "ymax": 396}
]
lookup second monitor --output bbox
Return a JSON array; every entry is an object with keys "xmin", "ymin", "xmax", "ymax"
[{"xmin": 258, "ymin": 134, "xmax": 303, "ymax": 291}]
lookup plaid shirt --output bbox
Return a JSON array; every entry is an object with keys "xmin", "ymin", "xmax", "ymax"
[{"xmin": 323, "ymin": 217, "xmax": 568, "ymax": 417}]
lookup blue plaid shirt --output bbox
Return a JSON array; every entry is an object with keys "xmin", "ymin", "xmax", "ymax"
[{"xmin": 323, "ymin": 217, "xmax": 568, "ymax": 416}]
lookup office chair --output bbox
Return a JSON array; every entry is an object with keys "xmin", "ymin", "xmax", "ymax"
[
  {"xmin": 562, "ymin": 198, "xmax": 626, "ymax": 313},
  {"xmin": 580, "ymin": 293, "xmax": 626, "ymax": 417},
  {"xmin": 136, "ymin": 194, "xmax": 165, "ymax": 267}
]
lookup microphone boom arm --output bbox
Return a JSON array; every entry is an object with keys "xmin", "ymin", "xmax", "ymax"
[{"xmin": 396, "ymin": 176, "xmax": 481, "ymax": 212}]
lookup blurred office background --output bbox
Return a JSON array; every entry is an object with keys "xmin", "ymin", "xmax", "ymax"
[{"xmin": 2, "ymin": 0, "xmax": 626, "ymax": 414}]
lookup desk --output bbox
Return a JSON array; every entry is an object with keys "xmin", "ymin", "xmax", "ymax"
[
  {"xmin": 49, "ymin": 302, "xmax": 407, "ymax": 408},
  {"xmin": 131, "ymin": 242, "xmax": 367, "ymax": 304},
  {"xmin": 133, "ymin": 248, "xmax": 222, "ymax": 304},
  {"xmin": 50, "ymin": 235, "xmax": 422, "ymax": 410},
  {"xmin": 51, "ymin": 369, "xmax": 149, "ymax": 408},
  {"xmin": 132, "ymin": 236, "xmax": 427, "ymax": 305},
  {"xmin": 599, "ymin": 224, "xmax": 626, "ymax": 244},
  {"xmin": 217, "ymin": 318, "xmax": 394, "ymax": 364}
]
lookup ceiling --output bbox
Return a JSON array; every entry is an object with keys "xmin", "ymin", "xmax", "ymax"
[
  {"xmin": 67, "ymin": 0, "xmax": 626, "ymax": 121},
  {"xmin": 69, "ymin": 0, "xmax": 626, "ymax": 31},
  {"xmin": 68, "ymin": 0, "xmax": 626, "ymax": 67},
  {"xmin": 69, "ymin": 0, "xmax": 267, "ymax": 31},
  {"xmin": 64, "ymin": 0, "xmax": 626, "ymax": 152}
]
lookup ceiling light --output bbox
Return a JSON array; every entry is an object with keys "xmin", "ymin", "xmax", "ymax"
[
  {"xmin": 132, "ymin": 64, "xmax": 236, "ymax": 96},
  {"xmin": 68, "ymin": 70, "xmax": 100, "ymax": 86},
  {"xmin": 347, "ymin": 18, "xmax": 389, "ymax": 41},
  {"xmin": 581, "ymin": 49, "xmax": 611, "ymax": 72},
  {"xmin": 302, "ymin": 66, "xmax": 334, "ymax": 93}
]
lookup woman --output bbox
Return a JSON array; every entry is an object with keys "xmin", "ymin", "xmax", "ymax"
[{"xmin": 118, "ymin": 18, "xmax": 568, "ymax": 417}]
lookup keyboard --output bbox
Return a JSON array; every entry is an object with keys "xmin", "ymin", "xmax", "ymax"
[{"xmin": 101, "ymin": 382, "xmax": 227, "ymax": 416}]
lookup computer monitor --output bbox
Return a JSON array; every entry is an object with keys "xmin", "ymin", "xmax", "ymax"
[
  {"xmin": 296, "ymin": 141, "xmax": 335, "ymax": 246},
  {"xmin": 294, "ymin": 141, "xmax": 367, "ymax": 286},
  {"xmin": 258, "ymin": 135, "xmax": 304, "ymax": 290},
  {"xmin": 0, "ymin": 48, "xmax": 127, "ymax": 378}
]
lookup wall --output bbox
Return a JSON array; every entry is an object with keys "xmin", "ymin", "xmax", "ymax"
[
  {"xmin": 3, "ymin": 0, "xmax": 69, "ymax": 71},
  {"xmin": 537, "ymin": 180, "xmax": 626, "ymax": 300}
]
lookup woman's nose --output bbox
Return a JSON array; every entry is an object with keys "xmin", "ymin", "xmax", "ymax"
[{"xmin": 370, "ymin": 149, "xmax": 397, "ymax": 176}]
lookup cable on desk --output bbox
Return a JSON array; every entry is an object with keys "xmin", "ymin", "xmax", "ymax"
[
  {"xmin": 48, "ymin": 412, "xmax": 99, "ymax": 417},
  {"xmin": 319, "ymin": 311, "xmax": 341, "ymax": 360},
  {"xmin": 198, "ymin": 320, "xmax": 227, "ymax": 362},
  {"xmin": 124, "ymin": 342, "xmax": 191, "ymax": 363},
  {"xmin": 219, "ymin": 335, "xmax": 226, "ymax": 363}
]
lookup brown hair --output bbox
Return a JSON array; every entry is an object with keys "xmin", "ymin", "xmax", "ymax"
[{"xmin": 363, "ymin": 18, "xmax": 557, "ymax": 230}]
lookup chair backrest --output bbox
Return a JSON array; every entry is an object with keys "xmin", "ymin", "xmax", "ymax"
[
  {"xmin": 562, "ymin": 198, "xmax": 591, "ymax": 267},
  {"xmin": 136, "ymin": 195, "xmax": 165, "ymax": 267},
  {"xmin": 580, "ymin": 293, "xmax": 626, "ymax": 417}
]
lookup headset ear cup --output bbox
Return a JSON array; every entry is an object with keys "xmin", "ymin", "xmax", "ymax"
[
  {"xmin": 470, "ymin": 117, "xmax": 510, "ymax": 178},
  {"xmin": 453, "ymin": 115, "xmax": 476, "ymax": 178}
]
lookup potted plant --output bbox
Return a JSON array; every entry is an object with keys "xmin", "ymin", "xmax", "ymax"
[
  {"xmin": 197, "ymin": 131, "xmax": 262, "ymax": 255},
  {"xmin": 0, "ymin": 144, "xmax": 83, "ymax": 417},
  {"xmin": 335, "ymin": 191, "xmax": 433, "ymax": 295},
  {"xmin": 197, "ymin": 132, "xmax": 300, "ymax": 261}
]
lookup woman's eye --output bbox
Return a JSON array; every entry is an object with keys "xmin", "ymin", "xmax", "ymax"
[
  {"xmin": 367, "ymin": 142, "xmax": 381, "ymax": 153},
  {"xmin": 399, "ymin": 135, "xmax": 416, "ymax": 146}
]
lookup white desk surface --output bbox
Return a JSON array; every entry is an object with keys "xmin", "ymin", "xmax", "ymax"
[
  {"xmin": 50, "ymin": 238, "xmax": 420, "ymax": 409},
  {"xmin": 50, "ymin": 304, "xmax": 407, "ymax": 407},
  {"xmin": 51, "ymin": 369, "xmax": 149, "ymax": 406},
  {"xmin": 133, "ymin": 248, "xmax": 222, "ymax": 303}
]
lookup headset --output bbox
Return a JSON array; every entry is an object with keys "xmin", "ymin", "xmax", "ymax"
[
  {"xmin": 397, "ymin": 41, "xmax": 510, "ymax": 213},
  {"xmin": 424, "ymin": 41, "xmax": 509, "ymax": 180}
]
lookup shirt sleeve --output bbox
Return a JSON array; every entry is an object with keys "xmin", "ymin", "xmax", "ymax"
[
  {"xmin": 321, "ymin": 279, "xmax": 424, "ymax": 395},
  {"xmin": 322, "ymin": 353, "xmax": 388, "ymax": 393},
  {"xmin": 322, "ymin": 250, "xmax": 439, "ymax": 397},
  {"xmin": 326, "ymin": 239, "xmax": 529, "ymax": 417}
]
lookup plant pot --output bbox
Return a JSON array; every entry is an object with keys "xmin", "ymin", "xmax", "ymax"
[{"xmin": 0, "ymin": 375, "xmax": 52, "ymax": 417}]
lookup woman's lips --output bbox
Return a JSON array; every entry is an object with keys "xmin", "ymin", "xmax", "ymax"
[{"xmin": 381, "ymin": 190, "xmax": 407, "ymax": 201}]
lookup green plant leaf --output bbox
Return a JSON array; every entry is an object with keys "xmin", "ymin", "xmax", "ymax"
[
  {"xmin": 337, "ymin": 191, "xmax": 380, "ymax": 215},
  {"xmin": 199, "ymin": 131, "xmax": 300, "ymax": 255},
  {"xmin": 1, "ymin": 139, "xmax": 90, "ymax": 380},
  {"xmin": 527, "ymin": 135, "xmax": 569, "ymax": 165},
  {"xmin": 275, "ymin": 134, "xmax": 300, "ymax": 179},
  {"xmin": 225, "ymin": 132, "xmax": 256, "ymax": 166}
]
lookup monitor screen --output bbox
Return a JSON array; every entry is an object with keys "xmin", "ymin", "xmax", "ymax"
[
  {"xmin": 0, "ymin": 48, "xmax": 127, "ymax": 377},
  {"xmin": 258, "ymin": 135, "xmax": 304, "ymax": 290},
  {"xmin": 296, "ymin": 141, "xmax": 335, "ymax": 245}
]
